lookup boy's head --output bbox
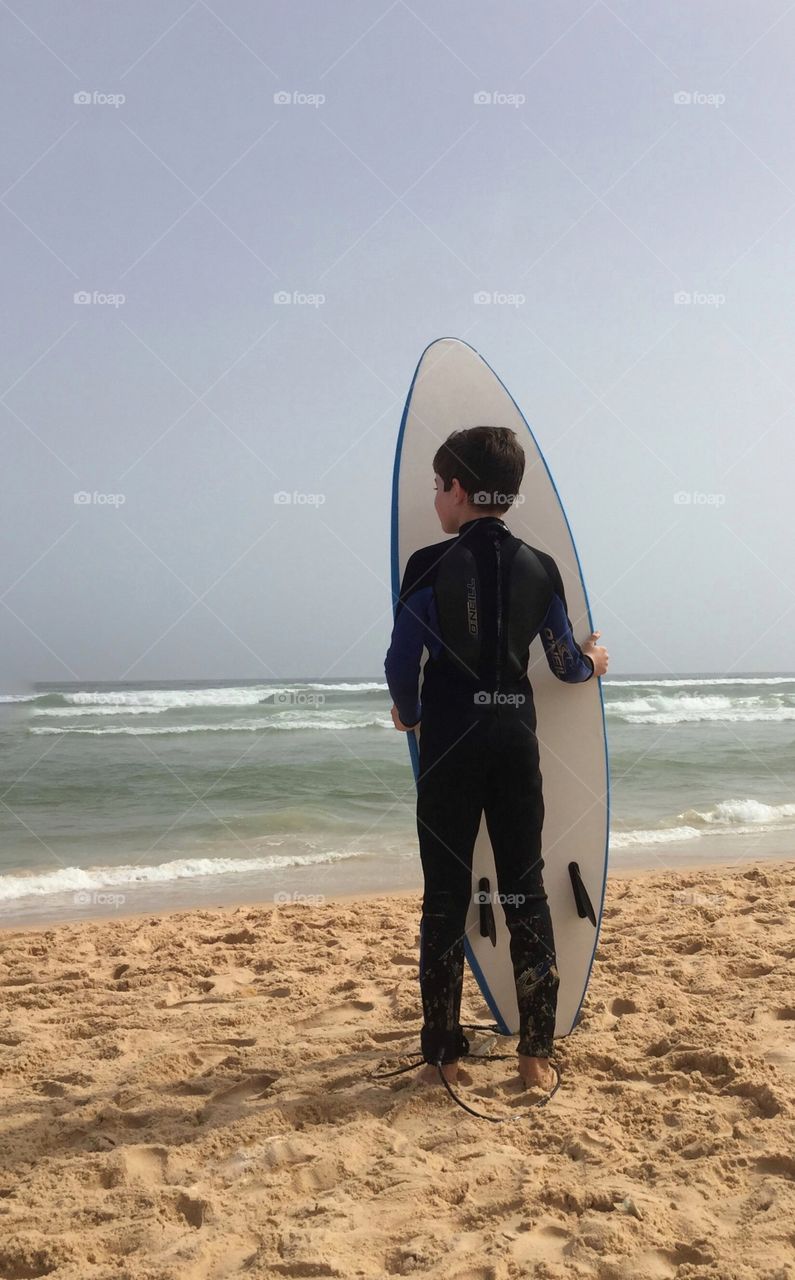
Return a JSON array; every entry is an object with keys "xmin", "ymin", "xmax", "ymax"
[{"xmin": 433, "ymin": 426, "xmax": 525, "ymax": 534}]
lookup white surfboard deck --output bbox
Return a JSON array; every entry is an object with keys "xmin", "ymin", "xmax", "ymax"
[{"xmin": 391, "ymin": 337, "xmax": 610, "ymax": 1038}]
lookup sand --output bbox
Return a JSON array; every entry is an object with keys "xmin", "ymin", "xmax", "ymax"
[{"xmin": 0, "ymin": 860, "xmax": 793, "ymax": 1280}]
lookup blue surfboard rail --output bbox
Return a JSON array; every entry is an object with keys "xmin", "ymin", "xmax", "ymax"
[{"xmin": 390, "ymin": 336, "xmax": 611, "ymax": 1039}]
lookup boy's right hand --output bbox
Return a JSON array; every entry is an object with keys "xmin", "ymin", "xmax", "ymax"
[{"xmin": 582, "ymin": 630, "xmax": 609, "ymax": 678}]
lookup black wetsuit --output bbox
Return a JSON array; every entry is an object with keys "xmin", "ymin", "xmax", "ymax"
[{"xmin": 384, "ymin": 515, "xmax": 594, "ymax": 1065}]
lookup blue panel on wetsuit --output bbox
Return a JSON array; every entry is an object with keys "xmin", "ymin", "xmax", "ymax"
[{"xmin": 384, "ymin": 582, "xmax": 441, "ymax": 727}]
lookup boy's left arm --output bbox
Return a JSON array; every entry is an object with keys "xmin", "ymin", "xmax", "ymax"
[
  {"xmin": 538, "ymin": 557, "xmax": 595, "ymax": 683},
  {"xmin": 384, "ymin": 552, "xmax": 432, "ymax": 730}
]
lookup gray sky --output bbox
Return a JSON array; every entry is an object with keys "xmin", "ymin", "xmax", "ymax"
[{"xmin": 3, "ymin": 0, "xmax": 794, "ymax": 689}]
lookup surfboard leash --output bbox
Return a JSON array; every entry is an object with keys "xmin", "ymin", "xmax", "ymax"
[
  {"xmin": 435, "ymin": 1055, "xmax": 562, "ymax": 1122},
  {"xmin": 369, "ymin": 1022, "xmax": 562, "ymax": 1121}
]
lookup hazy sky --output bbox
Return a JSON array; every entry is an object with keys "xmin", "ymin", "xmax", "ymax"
[{"xmin": 3, "ymin": 0, "xmax": 794, "ymax": 689}]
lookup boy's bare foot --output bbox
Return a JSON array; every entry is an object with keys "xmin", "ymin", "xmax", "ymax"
[
  {"xmin": 518, "ymin": 1053, "xmax": 557, "ymax": 1091},
  {"xmin": 418, "ymin": 1059, "xmax": 459, "ymax": 1085}
]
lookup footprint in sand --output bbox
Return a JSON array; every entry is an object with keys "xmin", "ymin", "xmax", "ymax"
[
  {"xmin": 121, "ymin": 1144, "xmax": 171, "ymax": 1184},
  {"xmin": 300, "ymin": 1000, "xmax": 376, "ymax": 1028},
  {"xmin": 291, "ymin": 1158, "xmax": 340, "ymax": 1193},
  {"xmin": 189, "ymin": 1039, "xmax": 257, "ymax": 1069},
  {"xmin": 168, "ymin": 1041, "xmax": 263, "ymax": 1098},
  {"xmin": 297, "ymin": 985, "xmax": 381, "ymax": 1031},
  {"xmin": 200, "ymin": 1071, "xmax": 279, "ymax": 1121},
  {"xmin": 674, "ymin": 938, "xmax": 706, "ymax": 955},
  {"xmin": 217, "ymin": 1134, "xmax": 313, "ymax": 1180},
  {"xmin": 201, "ymin": 1035, "xmax": 257, "ymax": 1048},
  {"xmin": 560, "ymin": 1129, "xmax": 616, "ymax": 1162},
  {"xmin": 662, "ymin": 1048, "xmax": 737, "ymax": 1081},
  {"xmin": 753, "ymin": 1152, "xmax": 795, "ymax": 1181},
  {"xmin": 261, "ymin": 1136, "xmax": 313, "ymax": 1166},
  {"xmin": 734, "ymin": 960, "xmax": 775, "ymax": 978},
  {"xmin": 512, "ymin": 1221, "xmax": 570, "ymax": 1269},
  {"xmin": 33, "ymin": 1079, "xmax": 69, "ymax": 1097},
  {"xmin": 580, "ymin": 1049, "xmax": 646, "ymax": 1082},
  {"xmin": 724, "ymin": 1078, "xmax": 782, "ymax": 1119},
  {"xmin": 655, "ymin": 1241, "xmax": 716, "ymax": 1268},
  {"xmin": 752, "ymin": 1008, "xmax": 795, "ymax": 1077},
  {"xmin": 170, "ymin": 969, "xmax": 259, "ymax": 1006},
  {"xmin": 173, "ymin": 1192, "xmax": 207, "ymax": 1228},
  {"xmin": 371, "ymin": 1028, "xmax": 417, "ymax": 1044}
]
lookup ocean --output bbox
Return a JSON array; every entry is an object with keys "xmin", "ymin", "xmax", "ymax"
[{"xmin": 1, "ymin": 675, "xmax": 793, "ymax": 926}]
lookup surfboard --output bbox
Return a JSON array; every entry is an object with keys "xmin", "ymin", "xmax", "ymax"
[{"xmin": 390, "ymin": 337, "xmax": 610, "ymax": 1039}]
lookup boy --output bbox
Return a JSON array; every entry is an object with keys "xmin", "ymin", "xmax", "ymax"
[{"xmin": 384, "ymin": 426, "xmax": 609, "ymax": 1092}]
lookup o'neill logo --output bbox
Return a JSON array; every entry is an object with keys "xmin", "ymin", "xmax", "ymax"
[
  {"xmin": 542, "ymin": 627, "xmax": 570, "ymax": 677},
  {"xmin": 466, "ymin": 577, "xmax": 478, "ymax": 635}
]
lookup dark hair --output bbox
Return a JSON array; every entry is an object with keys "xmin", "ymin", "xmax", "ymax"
[{"xmin": 433, "ymin": 426, "xmax": 525, "ymax": 512}]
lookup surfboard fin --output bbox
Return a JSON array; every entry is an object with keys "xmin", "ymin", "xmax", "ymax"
[
  {"xmin": 477, "ymin": 877, "xmax": 498, "ymax": 946},
  {"xmin": 568, "ymin": 862, "xmax": 597, "ymax": 926}
]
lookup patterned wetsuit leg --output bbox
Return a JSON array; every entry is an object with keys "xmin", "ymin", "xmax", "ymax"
[
  {"xmin": 482, "ymin": 712, "xmax": 559, "ymax": 1057},
  {"xmin": 415, "ymin": 712, "xmax": 484, "ymax": 1065},
  {"xmin": 416, "ymin": 707, "xmax": 559, "ymax": 1063}
]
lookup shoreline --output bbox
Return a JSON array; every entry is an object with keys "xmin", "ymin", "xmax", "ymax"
[{"xmin": 2, "ymin": 850, "xmax": 792, "ymax": 934}]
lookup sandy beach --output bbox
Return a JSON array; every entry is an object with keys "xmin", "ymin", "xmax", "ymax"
[{"xmin": 1, "ymin": 859, "xmax": 793, "ymax": 1280}]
